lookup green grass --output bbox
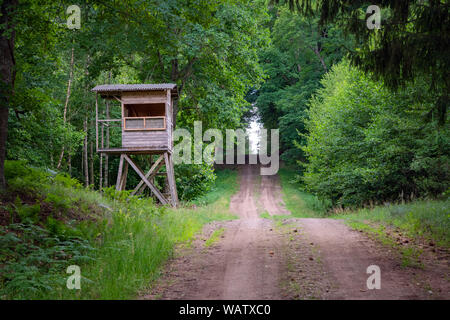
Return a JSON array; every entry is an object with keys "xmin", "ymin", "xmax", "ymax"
[
  {"xmin": 0, "ymin": 163, "xmax": 239, "ymax": 299},
  {"xmin": 346, "ymin": 221, "xmax": 424, "ymax": 268},
  {"xmin": 278, "ymin": 167, "xmax": 330, "ymax": 217},
  {"xmin": 193, "ymin": 169, "xmax": 239, "ymax": 207},
  {"xmin": 337, "ymin": 200, "xmax": 450, "ymax": 248},
  {"xmin": 204, "ymin": 228, "xmax": 225, "ymax": 247}
]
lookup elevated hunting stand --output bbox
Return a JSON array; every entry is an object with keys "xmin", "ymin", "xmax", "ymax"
[{"xmin": 92, "ymin": 84, "xmax": 178, "ymax": 207}]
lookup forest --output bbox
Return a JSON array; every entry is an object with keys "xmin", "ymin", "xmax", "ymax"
[{"xmin": 0, "ymin": 0, "xmax": 448, "ymax": 302}]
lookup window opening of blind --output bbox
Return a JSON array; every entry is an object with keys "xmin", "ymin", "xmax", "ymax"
[{"xmin": 123, "ymin": 103, "xmax": 166, "ymax": 131}]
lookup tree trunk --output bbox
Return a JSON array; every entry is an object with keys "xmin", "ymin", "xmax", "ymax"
[
  {"xmin": 82, "ymin": 54, "xmax": 91, "ymax": 187},
  {"xmin": 0, "ymin": 0, "xmax": 18, "ymax": 189},
  {"xmin": 57, "ymin": 46, "xmax": 75, "ymax": 169},
  {"xmin": 83, "ymin": 117, "xmax": 89, "ymax": 187},
  {"xmin": 68, "ymin": 153, "xmax": 72, "ymax": 175},
  {"xmin": 89, "ymin": 139, "xmax": 94, "ymax": 189},
  {"xmin": 99, "ymin": 128, "xmax": 103, "ymax": 190},
  {"xmin": 104, "ymin": 97, "xmax": 110, "ymax": 187},
  {"xmin": 310, "ymin": 45, "xmax": 327, "ymax": 72}
]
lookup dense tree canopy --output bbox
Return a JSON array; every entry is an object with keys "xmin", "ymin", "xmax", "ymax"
[
  {"xmin": 1, "ymin": 0, "xmax": 447, "ymax": 206},
  {"xmin": 273, "ymin": 0, "xmax": 449, "ymax": 124},
  {"xmin": 303, "ymin": 61, "xmax": 449, "ymax": 207},
  {"xmin": 256, "ymin": 7, "xmax": 349, "ymax": 163},
  {"xmin": 2, "ymin": 0, "xmax": 270, "ymax": 198}
]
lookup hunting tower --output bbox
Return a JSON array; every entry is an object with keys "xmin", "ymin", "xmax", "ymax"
[{"xmin": 92, "ymin": 83, "xmax": 178, "ymax": 207}]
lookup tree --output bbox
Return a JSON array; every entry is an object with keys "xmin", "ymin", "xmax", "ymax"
[
  {"xmin": 273, "ymin": 0, "xmax": 450, "ymax": 124},
  {"xmin": 4, "ymin": 0, "xmax": 270, "ymax": 201},
  {"xmin": 0, "ymin": 0, "xmax": 18, "ymax": 189},
  {"xmin": 303, "ymin": 61, "xmax": 449, "ymax": 207},
  {"xmin": 256, "ymin": 7, "xmax": 348, "ymax": 163}
]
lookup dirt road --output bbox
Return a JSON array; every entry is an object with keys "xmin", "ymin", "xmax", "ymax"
[{"xmin": 144, "ymin": 165, "xmax": 449, "ymax": 300}]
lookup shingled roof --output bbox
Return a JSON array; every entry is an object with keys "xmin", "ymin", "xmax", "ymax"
[{"xmin": 92, "ymin": 83, "xmax": 178, "ymax": 97}]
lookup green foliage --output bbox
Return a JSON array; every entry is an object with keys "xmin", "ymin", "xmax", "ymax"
[
  {"xmin": 276, "ymin": 1, "xmax": 449, "ymax": 124},
  {"xmin": 0, "ymin": 223, "xmax": 95, "ymax": 299},
  {"xmin": 4, "ymin": 160, "xmax": 50, "ymax": 195},
  {"xmin": 204, "ymin": 228, "xmax": 225, "ymax": 247},
  {"xmin": 4, "ymin": 160, "xmax": 29, "ymax": 180},
  {"xmin": 43, "ymin": 193, "xmax": 74, "ymax": 214},
  {"xmin": 278, "ymin": 167, "xmax": 331, "ymax": 217},
  {"xmin": 0, "ymin": 161, "xmax": 236, "ymax": 299},
  {"xmin": 53, "ymin": 173, "xmax": 82, "ymax": 189},
  {"xmin": 102, "ymin": 186, "xmax": 134, "ymax": 203},
  {"xmin": 193, "ymin": 169, "xmax": 239, "ymax": 206},
  {"xmin": 256, "ymin": 8, "xmax": 349, "ymax": 164},
  {"xmin": 342, "ymin": 200, "xmax": 450, "ymax": 247},
  {"xmin": 302, "ymin": 61, "xmax": 449, "ymax": 207},
  {"xmin": 12, "ymin": 197, "xmax": 41, "ymax": 224},
  {"xmin": 175, "ymin": 164, "xmax": 216, "ymax": 202},
  {"xmin": 6, "ymin": 0, "xmax": 270, "ymax": 192}
]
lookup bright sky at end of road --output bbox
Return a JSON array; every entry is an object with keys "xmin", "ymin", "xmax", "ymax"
[{"xmin": 247, "ymin": 105, "xmax": 261, "ymax": 154}]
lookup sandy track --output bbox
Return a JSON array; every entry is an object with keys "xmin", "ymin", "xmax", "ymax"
[
  {"xmin": 260, "ymin": 174, "xmax": 290, "ymax": 216},
  {"xmin": 144, "ymin": 165, "xmax": 285, "ymax": 299},
  {"xmin": 297, "ymin": 218, "xmax": 449, "ymax": 299},
  {"xmin": 222, "ymin": 165, "xmax": 282, "ymax": 299},
  {"xmin": 143, "ymin": 165, "xmax": 449, "ymax": 300}
]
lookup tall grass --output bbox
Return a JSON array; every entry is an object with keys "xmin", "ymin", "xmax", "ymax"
[
  {"xmin": 336, "ymin": 200, "xmax": 450, "ymax": 247},
  {"xmin": 1, "ymin": 162, "xmax": 239, "ymax": 299},
  {"xmin": 193, "ymin": 169, "xmax": 239, "ymax": 207},
  {"xmin": 278, "ymin": 167, "xmax": 330, "ymax": 217}
]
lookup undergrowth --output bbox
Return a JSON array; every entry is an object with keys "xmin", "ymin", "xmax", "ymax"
[
  {"xmin": 0, "ymin": 160, "xmax": 238, "ymax": 299},
  {"xmin": 278, "ymin": 167, "xmax": 331, "ymax": 217}
]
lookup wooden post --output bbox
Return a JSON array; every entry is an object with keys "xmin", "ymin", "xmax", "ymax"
[
  {"xmin": 164, "ymin": 152, "xmax": 178, "ymax": 207},
  {"xmin": 104, "ymin": 99, "xmax": 110, "ymax": 188},
  {"xmin": 89, "ymin": 140, "xmax": 94, "ymax": 189},
  {"xmin": 169, "ymin": 152, "xmax": 178, "ymax": 204},
  {"xmin": 83, "ymin": 116, "xmax": 89, "ymax": 187},
  {"xmin": 120, "ymin": 160, "xmax": 128, "ymax": 191},
  {"xmin": 95, "ymin": 93, "xmax": 98, "ymax": 151},
  {"xmin": 116, "ymin": 154, "xmax": 125, "ymax": 191},
  {"xmin": 131, "ymin": 154, "xmax": 164, "ymax": 196},
  {"xmin": 99, "ymin": 122, "xmax": 103, "ymax": 190}
]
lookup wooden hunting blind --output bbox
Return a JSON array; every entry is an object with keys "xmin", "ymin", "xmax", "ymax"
[{"xmin": 92, "ymin": 83, "xmax": 178, "ymax": 207}]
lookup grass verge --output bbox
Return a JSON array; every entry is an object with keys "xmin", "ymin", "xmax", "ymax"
[
  {"xmin": 336, "ymin": 200, "xmax": 450, "ymax": 248},
  {"xmin": 204, "ymin": 228, "xmax": 225, "ymax": 247},
  {"xmin": 346, "ymin": 221, "xmax": 424, "ymax": 268},
  {"xmin": 278, "ymin": 167, "xmax": 330, "ymax": 217},
  {"xmin": 0, "ymin": 161, "xmax": 238, "ymax": 299}
]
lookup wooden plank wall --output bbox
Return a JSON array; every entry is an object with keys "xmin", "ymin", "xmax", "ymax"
[
  {"xmin": 121, "ymin": 91, "xmax": 166, "ymax": 104},
  {"xmin": 122, "ymin": 131, "xmax": 168, "ymax": 148}
]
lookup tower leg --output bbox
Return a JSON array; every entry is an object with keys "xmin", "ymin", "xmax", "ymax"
[
  {"xmin": 115, "ymin": 154, "xmax": 125, "ymax": 191},
  {"xmin": 123, "ymin": 154, "xmax": 168, "ymax": 205},
  {"xmin": 116, "ymin": 152, "xmax": 178, "ymax": 207},
  {"xmin": 120, "ymin": 161, "xmax": 128, "ymax": 191},
  {"xmin": 164, "ymin": 152, "xmax": 178, "ymax": 207}
]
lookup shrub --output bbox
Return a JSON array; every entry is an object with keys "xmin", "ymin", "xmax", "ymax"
[
  {"xmin": 4, "ymin": 160, "xmax": 50, "ymax": 196},
  {"xmin": 53, "ymin": 173, "xmax": 82, "ymax": 189},
  {"xmin": 302, "ymin": 61, "xmax": 449, "ymax": 207},
  {"xmin": 174, "ymin": 163, "xmax": 216, "ymax": 202}
]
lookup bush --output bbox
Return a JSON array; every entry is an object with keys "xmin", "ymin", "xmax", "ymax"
[
  {"xmin": 174, "ymin": 163, "xmax": 216, "ymax": 202},
  {"xmin": 4, "ymin": 160, "xmax": 50, "ymax": 195},
  {"xmin": 302, "ymin": 61, "xmax": 449, "ymax": 207}
]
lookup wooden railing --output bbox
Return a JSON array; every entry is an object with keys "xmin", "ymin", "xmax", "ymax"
[{"xmin": 123, "ymin": 116, "xmax": 166, "ymax": 131}]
